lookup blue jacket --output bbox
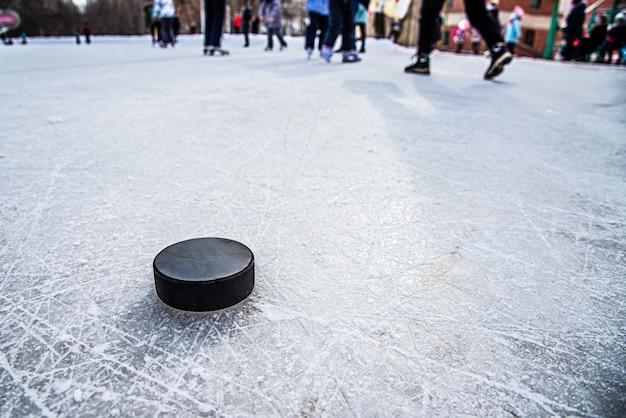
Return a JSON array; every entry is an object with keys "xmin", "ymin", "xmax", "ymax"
[
  {"xmin": 306, "ymin": 0, "xmax": 329, "ymax": 16},
  {"xmin": 504, "ymin": 14, "xmax": 521, "ymax": 44},
  {"xmin": 354, "ymin": 2, "xmax": 368, "ymax": 24}
]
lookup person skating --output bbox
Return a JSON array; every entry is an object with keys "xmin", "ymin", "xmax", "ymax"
[
  {"xmin": 304, "ymin": 0, "xmax": 329, "ymax": 58},
  {"xmin": 320, "ymin": 0, "xmax": 361, "ymax": 63},
  {"xmin": 561, "ymin": 0, "xmax": 586, "ymax": 61},
  {"xmin": 152, "ymin": 0, "xmax": 176, "ymax": 48},
  {"xmin": 404, "ymin": 0, "xmax": 512, "ymax": 79},
  {"xmin": 504, "ymin": 6, "xmax": 524, "ymax": 54},
  {"xmin": 259, "ymin": 0, "xmax": 288, "ymax": 51},
  {"xmin": 242, "ymin": 3, "xmax": 252, "ymax": 47},
  {"xmin": 203, "ymin": 0, "xmax": 229, "ymax": 55},
  {"xmin": 81, "ymin": 22, "xmax": 92, "ymax": 44}
]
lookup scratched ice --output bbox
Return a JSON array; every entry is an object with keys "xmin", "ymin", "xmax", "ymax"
[{"xmin": 0, "ymin": 35, "xmax": 624, "ymax": 417}]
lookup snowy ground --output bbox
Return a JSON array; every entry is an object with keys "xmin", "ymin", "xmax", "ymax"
[{"xmin": 1, "ymin": 34, "xmax": 625, "ymax": 417}]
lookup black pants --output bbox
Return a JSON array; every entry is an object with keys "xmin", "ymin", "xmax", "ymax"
[
  {"xmin": 506, "ymin": 42, "xmax": 516, "ymax": 54},
  {"xmin": 418, "ymin": 0, "xmax": 502, "ymax": 54},
  {"xmin": 160, "ymin": 17, "xmax": 175, "ymax": 45},
  {"xmin": 243, "ymin": 29, "xmax": 250, "ymax": 46},
  {"xmin": 305, "ymin": 12, "xmax": 328, "ymax": 50},
  {"xmin": 323, "ymin": 0, "xmax": 355, "ymax": 51},
  {"xmin": 266, "ymin": 27, "xmax": 287, "ymax": 49},
  {"xmin": 356, "ymin": 22, "xmax": 366, "ymax": 51},
  {"xmin": 204, "ymin": 0, "xmax": 225, "ymax": 47},
  {"xmin": 374, "ymin": 12, "xmax": 385, "ymax": 38}
]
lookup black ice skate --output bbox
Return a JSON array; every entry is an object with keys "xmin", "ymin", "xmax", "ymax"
[
  {"xmin": 484, "ymin": 43, "xmax": 513, "ymax": 80},
  {"xmin": 204, "ymin": 46, "xmax": 230, "ymax": 56},
  {"xmin": 404, "ymin": 53, "xmax": 430, "ymax": 75}
]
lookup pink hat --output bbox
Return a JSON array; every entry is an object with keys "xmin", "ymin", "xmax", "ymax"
[{"xmin": 514, "ymin": 5, "xmax": 525, "ymax": 16}]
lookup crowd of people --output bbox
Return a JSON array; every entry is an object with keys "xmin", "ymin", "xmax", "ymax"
[
  {"xmin": 561, "ymin": 1, "xmax": 625, "ymax": 64},
  {"xmin": 3, "ymin": 0, "xmax": 625, "ymax": 70},
  {"xmin": 141, "ymin": 0, "xmax": 625, "ymax": 78},
  {"xmin": 6, "ymin": 0, "xmax": 622, "ymax": 81},
  {"xmin": 4, "ymin": 0, "xmax": 623, "ymax": 72}
]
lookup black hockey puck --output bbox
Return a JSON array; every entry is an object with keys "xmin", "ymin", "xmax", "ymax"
[{"xmin": 153, "ymin": 238, "xmax": 254, "ymax": 312}]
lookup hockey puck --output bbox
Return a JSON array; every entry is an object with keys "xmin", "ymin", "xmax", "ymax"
[{"xmin": 153, "ymin": 238, "xmax": 254, "ymax": 312}]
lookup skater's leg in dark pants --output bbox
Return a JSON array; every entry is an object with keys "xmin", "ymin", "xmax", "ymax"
[
  {"xmin": 306, "ymin": 12, "xmax": 322, "ymax": 50},
  {"xmin": 322, "ymin": 0, "xmax": 345, "ymax": 48},
  {"xmin": 275, "ymin": 28, "xmax": 287, "ymax": 47},
  {"xmin": 341, "ymin": 0, "xmax": 355, "ymax": 52},
  {"xmin": 204, "ymin": 0, "xmax": 226, "ymax": 48},
  {"xmin": 161, "ymin": 18, "xmax": 173, "ymax": 45},
  {"xmin": 417, "ymin": 0, "xmax": 446, "ymax": 54},
  {"xmin": 318, "ymin": 16, "xmax": 328, "ymax": 50},
  {"xmin": 463, "ymin": 0, "xmax": 503, "ymax": 48},
  {"xmin": 266, "ymin": 28, "xmax": 274, "ymax": 49},
  {"xmin": 204, "ymin": 0, "xmax": 212, "ymax": 47},
  {"xmin": 357, "ymin": 23, "xmax": 366, "ymax": 52}
]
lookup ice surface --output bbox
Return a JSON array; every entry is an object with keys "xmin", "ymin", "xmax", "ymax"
[{"xmin": 0, "ymin": 34, "xmax": 625, "ymax": 417}]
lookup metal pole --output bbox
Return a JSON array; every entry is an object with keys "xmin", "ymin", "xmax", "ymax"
[
  {"xmin": 608, "ymin": 0, "xmax": 622, "ymax": 23},
  {"xmin": 543, "ymin": 0, "xmax": 560, "ymax": 60}
]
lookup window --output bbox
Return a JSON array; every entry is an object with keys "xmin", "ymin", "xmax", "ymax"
[
  {"xmin": 524, "ymin": 30, "xmax": 536, "ymax": 47},
  {"xmin": 530, "ymin": 0, "xmax": 541, "ymax": 10}
]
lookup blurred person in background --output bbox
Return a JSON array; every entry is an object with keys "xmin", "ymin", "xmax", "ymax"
[
  {"xmin": 504, "ymin": 6, "xmax": 524, "ymax": 54},
  {"xmin": 304, "ymin": 0, "xmax": 329, "ymax": 58},
  {"xmin": 259, "ymin": 0, "xmax": 288, "ymax": 51},
  {"xmin": 561, "ymin": 0, "xmax": 586, "ymax": 61},
  {"xmin": 152, "ymin": 0, "xmax": 176, "ymax": 48}
]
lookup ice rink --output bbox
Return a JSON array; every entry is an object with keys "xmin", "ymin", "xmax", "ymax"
[{"xmin": 1, "ymin": 34, "xmax": 625, "ymax": 417}]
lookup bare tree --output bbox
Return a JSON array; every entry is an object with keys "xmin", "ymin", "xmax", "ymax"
[
  {"xmin": 175, "ymin": 0, "xmax": 201, "ymax": 33},
  {"xmin": 0, "ymin": 0, "xmax": 306, "ymax": 37},
  {"xmin": 84, "ymin": 0, "xmax": 143, "ymax": 35},
  {"xmin": 1, "ymin": 0, "xmax": 81, "ymax": 36}
]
